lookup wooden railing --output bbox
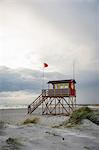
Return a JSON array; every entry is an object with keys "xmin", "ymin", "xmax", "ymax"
[
  {"xmin": 42, "ymin": 89, "xmax": 69, "ymax": 97},
  {"xmin": 28, "ymin": 93, "xmax": 47, "ymax": 114}
]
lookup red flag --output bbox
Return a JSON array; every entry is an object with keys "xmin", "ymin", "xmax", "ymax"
[{"xmin": 44, "ymin": 63, "xmax": 48, "ymax": 68}]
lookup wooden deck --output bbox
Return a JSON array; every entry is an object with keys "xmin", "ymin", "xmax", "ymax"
[{"xmin": 42, "ymin": 89, "xmax": 70, "ymax": 97}]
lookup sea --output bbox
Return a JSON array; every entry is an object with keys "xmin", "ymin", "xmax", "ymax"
[{"xmin": 0, "ymin": 103, "xmax": 28, "ymax": 109}]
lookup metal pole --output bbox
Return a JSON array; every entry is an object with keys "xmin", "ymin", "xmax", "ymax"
[
  {"xmin": 42, "ymin": 66, "xmax": 44, "ymax": 113},
  {"xmin": 43, "ymin": 66, "xmax": 44, "ymax": 89},
  {"xmin": 73, "ymin": 60, "xmax": 75, "ymax": 80},
  {"xmin": 42, "ymin": 65, "xmax": 44, "ymax": 90}
]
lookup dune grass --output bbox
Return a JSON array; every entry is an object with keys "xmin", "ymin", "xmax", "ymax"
[
  {"xmin": 64, "ymin": 107, "xmax": 99, "ymax": 127},
  {"xmin": 52, "ymin": 107, "xmax": 99, "ymax": 128},
  {"xmin": 69, "ymin": 107, "xmax": 92, "ymax": 125},
  {"xmin": 23, "ymin": 117, "xmax": 39, "ymax": 125}
]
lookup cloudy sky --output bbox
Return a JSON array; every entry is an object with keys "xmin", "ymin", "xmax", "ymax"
[{"xmin": 0, "ymin": 0, "xmax": 99, "ymax": 106}]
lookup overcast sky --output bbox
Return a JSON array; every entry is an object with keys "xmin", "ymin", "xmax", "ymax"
[{"xmin": 0, "ymin": 0, "xmax": 99, "ymax": 105}]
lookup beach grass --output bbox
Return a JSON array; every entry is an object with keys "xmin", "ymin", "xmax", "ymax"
[
  {"xmin": 64, "ymin": 107, "xmax": 99, "ymax": 127},
  {"xmin": 23, "ymin": 117, "xmax": 39, "ymax": 125},
  {"xmin": 52, "ymin": 107, "xmax": 99, "ymax": 128},
  {"xmin": 69, "ymin": 107, "xmax": 92, "ymax": 125}
]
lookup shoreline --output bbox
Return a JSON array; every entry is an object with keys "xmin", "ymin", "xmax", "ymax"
[
  {"xmin": 0, "ymin": 108, "xmax": 68, "ymax": 125},
  {"xmin": 0, "ymin": 107, "xmax": 27, "ymax": 111},
  {"xmin": 0, "ymin": 104, "xmax": 99, "ymax": 110}
]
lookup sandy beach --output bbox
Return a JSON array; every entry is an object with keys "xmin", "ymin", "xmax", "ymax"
[{"xmin": 0, "ymin": 108, "xmax": 99, "ymax": 150}]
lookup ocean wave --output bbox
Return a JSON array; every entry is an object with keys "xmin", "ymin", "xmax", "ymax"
[{"xmin": 0, "ymin": 104, "xmax": 27, "ymax": 109}]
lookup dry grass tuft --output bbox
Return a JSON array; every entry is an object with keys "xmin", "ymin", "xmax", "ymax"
[{"xmin": 23, "ymin": 117, "xmax": 39, "ymax": 125}]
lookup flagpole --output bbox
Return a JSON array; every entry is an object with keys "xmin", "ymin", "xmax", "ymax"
[
  {"xmin": 42, "ymin": 65, "xmax": 44, "ymax": 115},
  {"xmin": 43, "ymin": 65, "xmax": 44, "ymax": 90},
  {"xmin": 73, "ymin": 60, "xmax": 75, "ymax": 80},
  {"xmin": 42, "ymin": 63, "xmax": 48, "ymax": 92}
]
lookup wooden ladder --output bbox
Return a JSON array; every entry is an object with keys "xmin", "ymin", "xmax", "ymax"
[{"xmin": 28, "ymin": 93, "xmax": 47, "ymax": 114}]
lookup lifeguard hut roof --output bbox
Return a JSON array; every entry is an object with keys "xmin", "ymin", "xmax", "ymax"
[{"xmin": 48, "ymin": 79, "xmax": 76, "ymax": 84}]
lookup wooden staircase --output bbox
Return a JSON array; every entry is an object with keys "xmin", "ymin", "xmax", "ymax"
[{"xmin": 28, "ymin": 93, "xmax": 47, "ymax": 114}]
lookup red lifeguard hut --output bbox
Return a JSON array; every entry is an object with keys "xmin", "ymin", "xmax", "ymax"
[{"xmin": 28, "ymin": 79, "xmax": 76, "ymax": 115}]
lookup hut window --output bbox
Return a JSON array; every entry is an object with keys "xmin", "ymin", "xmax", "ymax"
[
  {"xmin": 64, "ymin": 85, "xmax": 68, "ymax": 89},
  {"xmin": 55, "ymin": 84, "xmax": 58, "ymax": 89},
  {"xmin": 60, "ymin": 85, "xmax": 63, "ymax": 89}
]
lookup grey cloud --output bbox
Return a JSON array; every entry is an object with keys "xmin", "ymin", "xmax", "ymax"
[
  {"xmin": 77, "ymin": 70, "xmax": 99, "ymax": 88},
  {"xmin": 0, "ymin": 67, "xmax": 41, "ymax": 92},
  {"xmin": 0, "ymin": 66, "xmax": 98, "ymax": 89},
  {"xmin": 0, "ymin": 66, "xmax": 98, "ymax": 104},
  {"xmin": 0, "ymin": 66, "xmax": 69, "ymax": 92}
]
